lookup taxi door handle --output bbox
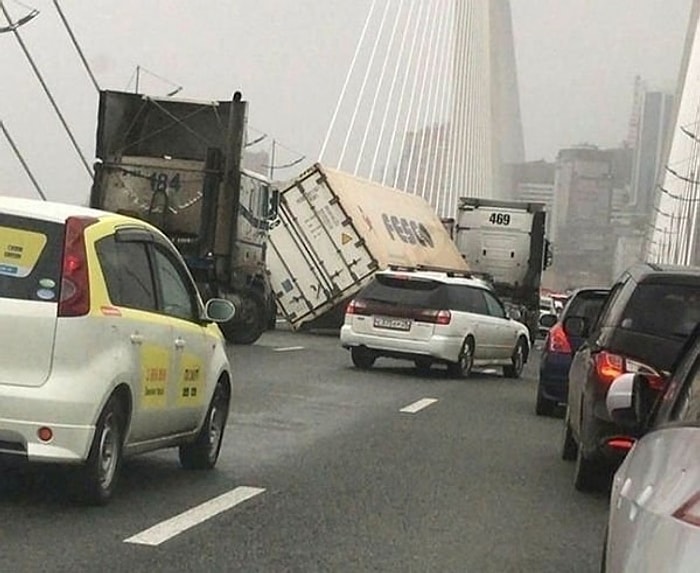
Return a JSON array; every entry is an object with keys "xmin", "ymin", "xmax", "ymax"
[
  {"xmin": 130, "ymin": 333, "xmax": 144, "ymax": 345},
  {"xmin": 174, "ymin": 337, "xmax": 186, "ymax": 349}
]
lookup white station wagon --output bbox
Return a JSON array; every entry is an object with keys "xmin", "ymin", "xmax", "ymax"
[
  {"xmin": 340, "ymin": 268, "xmax": 531, "ymax": 377},
  {"xmin": 0, "ymin": 197, "xmax": 235, "ymax": 504}
]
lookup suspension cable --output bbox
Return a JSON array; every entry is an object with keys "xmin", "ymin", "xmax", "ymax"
[
  {"xmin": 52, "ymin": 0, "xmax": 99, "ymax": 92},
  {"xmin": 394, "ymin": 0, "xmax": 434, "ymax": 189},
  {"xmin": 0, "ymin": 1, "xmax": 93, "ymax": 179},
  {"xmin": 367, "ymin": 0, "xmax": 407, "ymax": 179},
  {"xmin": 434, "ymin": 3, "xmax": 455, "ymax": 215},
  {"xmin": 0, "ymin": 120, "xmax": 47, "ymax": 200},
  {"xmin": 420, "ymin": 1, "xmax": 449, "ymax": 206},
  {"xmin": 382, "ymin": 0, "xmax": 425, "ymax": 185},
  {"xmin": 319, "ymin": 0, "xmax": 378, "ymax": 163},
  {"xmin": 338, "ymin": 0, "xmax": 391, "ymax": 170}
]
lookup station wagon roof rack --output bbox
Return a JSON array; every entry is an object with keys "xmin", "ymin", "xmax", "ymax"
[{"xmin": 386, "ymin": 263, "xmax": 475, "ymax": 279}]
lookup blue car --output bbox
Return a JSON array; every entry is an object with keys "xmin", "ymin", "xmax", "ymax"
[{"xmin": 535, "ymin": 287, "xmax": 610, "ymax": 416}]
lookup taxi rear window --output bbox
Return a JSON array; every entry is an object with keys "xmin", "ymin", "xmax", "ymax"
[{"xmin": 0, "ymin": 214, "xmax": 62, "ymax": 302}]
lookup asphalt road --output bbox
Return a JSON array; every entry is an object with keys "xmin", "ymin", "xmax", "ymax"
[{"xmin": 0, "ymin": 330, "xmax": 609, "ymax": 572}]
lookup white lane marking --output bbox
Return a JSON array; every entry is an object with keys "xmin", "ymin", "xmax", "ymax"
[
  {"xmin": 124, "ymin": 486, "xmax": 265, "ymax": 547},
  {"xmin": 400, "ymin": 398, "xmax": 438, "ymax": 414},
  {"xmin": 274, "ymin": 346, "xmax": 305, "ymax": 352}
]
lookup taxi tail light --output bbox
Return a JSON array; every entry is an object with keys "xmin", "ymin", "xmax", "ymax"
[
  {"xmin": 58, "ymin": 216, "xmax": 97, "ymax": 317},
  {"xmin": 416, "ymin": 310, "xmax": 452, "ymax": 325},
  {"xmin": 673, "ymin": 491, "xmax": 700, "ymax": 527},
  {"xmin": 547, "ymin": 323, "xmax": 572, "ymax": 354}
]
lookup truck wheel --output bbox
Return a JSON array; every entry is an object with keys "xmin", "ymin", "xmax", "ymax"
[
  {"xmin": 220, "ymin": 291, "xmax": 266, "ymax": 345},
  {"xmin": 179, "ymin": 379, "xmax": 230, "ymax": 470}
]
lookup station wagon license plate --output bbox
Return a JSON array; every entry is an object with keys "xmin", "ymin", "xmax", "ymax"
[{"xmin": 373, "ymin": 316, "xmax": 411, "ymax": 331}]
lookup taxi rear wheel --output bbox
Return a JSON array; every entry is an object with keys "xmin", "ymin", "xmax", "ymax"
[
  {"xmin": 180, "ymin": 380, "xmax": 230, "ymax": 470},
  {"xmin": 74, "ymin": 396, "xmax": 125, "ymax": 505}
]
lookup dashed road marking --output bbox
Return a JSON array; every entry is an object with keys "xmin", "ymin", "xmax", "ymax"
[
  {"xmin": 274, "ymin": 346, "xmax": 305, "ymax": 352},
  {"xmin": 124, "ymin": 486, "xmax": 265, "ymax": 547},
  {"xmin": 400, "ymin": 398, "xmax": 438, "ymax": 414}
]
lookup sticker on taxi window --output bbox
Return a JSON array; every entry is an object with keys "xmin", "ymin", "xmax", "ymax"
[
  {"xmin": 141, "ymin": 344, "xmax": 170, "ymax": 408},
  {"xmin": 177, "ymin": 353, "xmax": 205, "ymax": 407},
  {"xmin": 0, "ymin": 227, "xmax": 47, "ymax": 278}
]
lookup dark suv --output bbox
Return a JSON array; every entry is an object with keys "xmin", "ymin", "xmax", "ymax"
[{"xmin": 562, "ymin": 263, "xmax": 700, "ymax": 491}]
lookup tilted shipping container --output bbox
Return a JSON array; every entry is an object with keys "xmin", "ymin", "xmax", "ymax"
[{"xmin": 268, "ymin": 164, "xmax": 468, "ymax": 329}]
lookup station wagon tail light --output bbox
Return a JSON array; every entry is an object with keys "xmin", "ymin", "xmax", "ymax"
[
  {"xmin": 436, "ymin": 310, "xmax": 451, "ymax": 325},
  {"xmin": 673, "ymin": 491, "xmax": 700, "ymax": 527},
  {"xmin": 547, "ymin": 323, "xmax": 572, "ymax": 354},
  {"xmin": 58, "ymin": 216, "xmax": 97, "ymax": 317},
  {"xmin": 346, "ymin": 299, "xmax": 369, "ymax": 316},
  {"xmin": 416, "ymin": 309, "xmax": 451, "ymax": 325}
]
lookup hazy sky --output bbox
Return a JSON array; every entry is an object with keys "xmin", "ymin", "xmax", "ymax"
[{"xmin": 0, "ymin": 0, "xmax": 694, "ymax": 204}]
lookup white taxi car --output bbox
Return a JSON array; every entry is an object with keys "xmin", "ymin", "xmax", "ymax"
[
  {"xmin": 340, "ymin": 268, "xmax": 530, "ymax": 377},
  {"xmin": 0, "ymin": 197, "xmax": 234, "ymax": 504}
]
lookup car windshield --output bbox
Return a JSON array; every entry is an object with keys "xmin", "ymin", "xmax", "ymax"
[
  {"xmin": 0, "ymin": 214, "xmax": 62, "ymax": 303},
  {"xmin": 620, "ymin": 283, "xmax": 700, "ymax": 339},
  {"xmin": 359, "ymin": 275, "xmax": 447, "ymax": 309}
]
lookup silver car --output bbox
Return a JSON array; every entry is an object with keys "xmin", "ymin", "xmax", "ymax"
[{"xmin": 603, "ymin": 329, "xmax": 700, "ymax": 572}]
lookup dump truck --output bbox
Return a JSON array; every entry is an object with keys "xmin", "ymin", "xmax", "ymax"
[
  {"xmin": 267, "ymin": 164, "xmax": 468, "ymax": 330},
  {"xmin": 89, "ymin": 89, "xmax": 277, "ymax": 344},
  {"xmin": 453, "ymin": 198, "xmax": 552, "ymax": 339}
]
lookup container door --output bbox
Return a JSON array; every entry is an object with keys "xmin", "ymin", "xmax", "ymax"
[{"xmin": 267, "ymin": 169, "xmax": 377, "ymax": 327}]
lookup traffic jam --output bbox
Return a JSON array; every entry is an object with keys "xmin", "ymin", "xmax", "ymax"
[
  {"xmin": 2, "ymin": 94, "xmax": 700, "ymax": 572},
  {"xmin": 3, "ymin": 158, "xmax": 700, "ymax": 571}
]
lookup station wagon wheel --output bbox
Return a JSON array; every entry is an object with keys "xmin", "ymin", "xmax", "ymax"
[
  {"xmin": 414, "ymin": 358, "xmax": 432, "ymax": 373},
  {"xmin": 75, "ymin": 396, "xmax": 125, "ymax": 505},
  {"xmin": 351, "ymin": 347, "xmax": 376, "ymax": 370},
  {"xmin": 447, "ymin": 339, "xmax": 473, "ymax": 379},
  {"xmin": 180, "ymin": 380, "xmax": 230, "ymax": 470},
  {"xmin": 503, "ymin": 338, "xmax": 527, "ymax": 378}
]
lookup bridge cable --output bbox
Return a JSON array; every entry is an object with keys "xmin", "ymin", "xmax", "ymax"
[
  {"xmin": 0, "ymin": 1, "xmax": 93, "ymax": 179},
  {"xmin": 368, "ymin": 0, "xmax": 409, "ymax": 180},
  {"xmin": 355, "ymin": 0, "xmax": 405, "ymax": 176},
  {"xmin": 382, "ymin": 0, "xmax": 425, "ymax": 186},
  {"xmin": 394, "ymin": 0, "xmax": 434, "ymax": 189},
  {"xmin": 338, "ymin": 0, "xmax": 391, "ymax": 169},
  {"xmin": 319, "ymin": 0, "xmax": 377, "ymax": 163}
]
